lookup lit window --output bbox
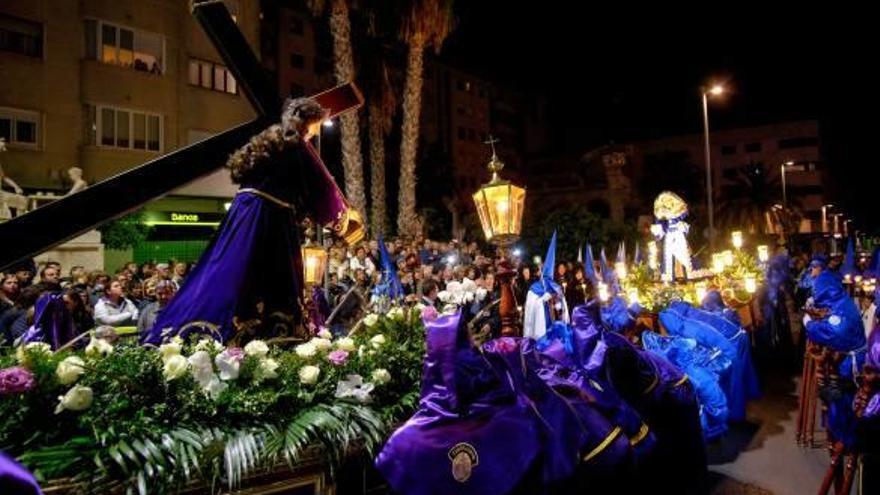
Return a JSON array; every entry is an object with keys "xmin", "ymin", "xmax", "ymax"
[
  {"xmin": 87, "ymin": 19, "xmax": 164, "ymax": 74},
  {"xmin": 188, "ymin": 58, "xmax": 238, "ymax": 95}
]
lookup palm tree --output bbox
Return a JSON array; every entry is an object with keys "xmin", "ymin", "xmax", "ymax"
[
  {"xmin": 716, "ymin": 162, "xmax": 795, "ymax": 235},
  {"xmin": 306, "ymin": 0, "xmax": 368, "ymax": 224},
  {"xmin": 366, "ymin": 63, "xmax": 396, "ymax": 237},
  {"xmin": 395, "ymin": 0, "xmax": 455, "ymax": 236}
]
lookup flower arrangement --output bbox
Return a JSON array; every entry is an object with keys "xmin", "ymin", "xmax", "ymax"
[
  {"xmin": 437, "ymin": 278, "xmax": 488, "ymax": 309},
  {"xmin": 0, "ymin": 311, "xmax": 426, "ymax": 495}
]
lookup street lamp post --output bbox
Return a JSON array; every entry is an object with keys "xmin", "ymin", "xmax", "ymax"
[
  {"xmin": 702, "ymin": 84, "xmax": 724, "ymax": 250},
  {"xmin": 821, "ymin": 204, "xmax": 833, "ymax": 234},
  {"xmin": 473, "ymin": 136, "xmax": 526, "ymax": 337},
  {"xmin": 781, "ymin": 161, "xmax": 794, "ymax": 208}
]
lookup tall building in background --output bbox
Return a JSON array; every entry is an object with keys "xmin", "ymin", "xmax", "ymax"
[
  {"xmin": 631, "ymin": 120, "xmax": 824, "ymax": 231},
  {"xmin": 1, "ymin": 0, "xmax": 261, "ymax": 264}
]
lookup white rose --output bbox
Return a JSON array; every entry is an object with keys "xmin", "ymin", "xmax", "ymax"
[
  {"xmin": 311, "ymin": 338, "xmax": 333, "ymax": 352},
  {"xmin": 188, "ymin": 351, "xmax": 215, "ymax": 386},
  {"xmin": 299, "ymin": 365, "xmax": 321, "ymax": 385},
  {"xmin": 371, "ymin": 368, "xmax": 391, "ymax": 385},
  {"xmin": 437, "ymin": 290, "xmax": 451, "ymax": 303},
  {"xmin": 244, "ymin": 340, "xmax": 270, "ymax": 359},
  {"xmin": 257, "ymin": 358, "xmax": 280, "ymax": 380},
  {"xmin": 163, "ymin": 355, "xmax": 189, "ymax": 382},
  {"xmin": 370, "ymin": 334, "xmax": 386, "ymax": 349},
  {"xmin": 317, "ymin": 328, "xmax": 333, "ymax": 340},
  {"xmin": 413, "ymin": 303, "xmax": 426, "ymax": 316},
  {"xmin": 335, "ymin": 337, "xmax": 356, "ymax": 352},
  {"xmin": 295, "ymin": 341, "xmax": 318, "ymax": 358},
  {"xmin": 55, "ymin": 385, "xmax": 93, "ymax": 414},
  {"xmin": 446, "ymin": 281, "xmax": 462, "ymax": 294},
  {"xmin": 17, "ymin": 342, "xmax": 52, "ymax": 365},
  {"xmin": 363, "ymin": 314, "xmax": 379, "ymax": 328},
  {"xmin": 56, "ymin": 356, "xmax": 86, "ymax": 385},
  {"xmin": 388, "ymin": 307, "xmax": 405, "ymax": 320},
  {"xmin": 194, "ymin": 339, "xmax": 225, "ymax": 353},
  {"xmin": 475, "ymin": 288, "xmax": 488, "ymax": 302},
  {"xmin": 159, "ymin": 342, "xmax": 182, "ymax": 360},
  {"xmin": 461, "ymin": 278, "xmax": 477, "ymax": 293},
  {"xmin": 204, "ymin": 376, "xmax": 228, "ymax": 400},
  {"xmin": 214, "ymin": 352, "xmax": 241, "ymax": 381},
  {"xmin": 85, "ymin": 338, "xmax": 113, "ymax": 357},
  {"xmin": 26, "ymin": 342, "xmax": 51, "ymax": 353}
]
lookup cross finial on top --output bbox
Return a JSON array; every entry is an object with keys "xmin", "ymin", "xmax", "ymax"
[{"xmin": 484, "ymin": 134, "xmax": 500, "ymax": 157}]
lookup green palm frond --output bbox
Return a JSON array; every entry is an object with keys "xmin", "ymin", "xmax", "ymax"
[{"xmin": 263, "ymin": 403, "xmax": 386, "ymax": 476}]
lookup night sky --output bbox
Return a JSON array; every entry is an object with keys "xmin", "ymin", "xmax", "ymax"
[{"xmin": 441, "ymin": 3, "xmax": 876, "ymax": 230}]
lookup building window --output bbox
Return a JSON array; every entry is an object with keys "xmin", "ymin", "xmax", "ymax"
[
  {"xmin": 290, "ymin": 83, "xmax": 305, "ymax": 97},
  {"xmin": 745, "ymin": 142, "xmax": 762, "ymax": 153},
  {"xmin": 84, "ymin": 19, "xmax": 164, "ymax": 74},
  {"xmin": 188, "ymin": 59, "xmax": 238, "ymax": 94},
  {"xmin": 0, "ymin": 13, "xmax": 43, "ymax": 58},
  {"xmin": 721, "ymin": 144, "xmax": 737, "ymax": 155},
  {"xmin": 85, "ymin": 104, "xmax": 162, "ymax": 152},
  {"xmin": 290, "ymin": 17, "xmax": 304, "ymax": 35},
  {"xmin": 0, "ymin": 107, "xmax": 40, "ymax": 148},
  {"xmin": 290, "ymin": 53, "xmax": 305, "ymax": 69},
  {"xmin": 778, "ymin": 136, "xmax": 819, "ymax": 149}
]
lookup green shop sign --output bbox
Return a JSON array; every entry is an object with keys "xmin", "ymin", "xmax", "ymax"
[{"xmin": 143, "ymin": 211, "xmax": 224, "ymax": 226}]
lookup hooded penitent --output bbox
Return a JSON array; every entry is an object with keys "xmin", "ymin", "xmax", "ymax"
[{"xmin": 524, "ymin": 231, "xmax": 569, "ymax": 340}]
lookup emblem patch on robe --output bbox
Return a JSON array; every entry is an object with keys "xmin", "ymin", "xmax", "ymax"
[{"xmin": 448, "ymin": 442, "xmax": 479, "ymax": 482}]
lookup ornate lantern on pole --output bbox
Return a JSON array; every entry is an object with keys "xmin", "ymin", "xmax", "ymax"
[
  {"xmin": 473, "ymin": 136, "xmax": 526, "ymax": 336},
  {"xmin": 301, "ymin": 227, "xmax": 328, "ymax": 287},
  {"xmin": 472, "ymin": 140, "xmax": 526, "ymax": 246}
]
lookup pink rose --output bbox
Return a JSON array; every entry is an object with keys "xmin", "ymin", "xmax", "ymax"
[
  {"xmin": 0, "ymin": 366, "xmax": 36, "ymax": 395},
  {"xmin": 421, "ymin": 306, "xmax": 439, "ymax": 322},
  {"xmin": 224, "ymin": 348, "xmax": 245, "ymax": 362},
  {"xmin": 328, "ymin": 349, "xmax": 349, "ymax": 367}
]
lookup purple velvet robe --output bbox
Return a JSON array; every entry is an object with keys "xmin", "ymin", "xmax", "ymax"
[{"xmin": 144, "ymin": 141, "xmax": 351, "ymax": 345}]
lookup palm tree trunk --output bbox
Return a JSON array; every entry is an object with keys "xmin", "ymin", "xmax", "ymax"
[
  {"xmin": 368, "ymin": 102, "xmax": 387, "ymax": 237},
  {"xmin": 396, "ymin": 33, "xmax": 426, "ymax": 236},
  {"xmin": 329, "ymin": 0, "xmax": 367, "ymax": 223}
]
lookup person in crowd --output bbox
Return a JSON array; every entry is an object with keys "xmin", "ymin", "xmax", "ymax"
[
  {"xmin": 155, "ymin": 263, "xmax": 172, "ymax": 281},
  {"xmin": 63, "ymin": 287, "xmax": 94, "ymax": 336},
  {"xmin": 140, "ymin": 263, "xmax": 156, "ymax": 282},
  {"xmin": 513, "ymin": 263, "xmax": 534, "ymax": 307},
  {"xmin": 565, "ymin": 263, "xmax": 593, "ymax": 312},
  {"xmin": 8, "ymin": 260, "xmax": 36, "ymax": 290},
  {"xmin": 124, "ymin": 262, "xmax": 140, "ymax": 281},
  {"xmin": 137, "ymin": 280, "xmax": 177, "ymax": 337},
  {"xmin": 94, "ymin": 280, "xmax": 139, "ymax": 327},
  {"xmin": 61, "ymin": 266, "xmax": 86, "ymax": 288},
  {"xmin": 138, "ymin": 278, "xmax": 158, "ymax": 312},
  {"xmin": 350, "ymin": 246, "xmax": 376, "ymax": 277},
  {"xmin": 1, "ymin": 286, "xmax": 42, "ymax": 345},
  {"xmin": 89, "ymin": 272, "xmax": 110, "ymax": 306},
  {"xmin": 420, "ymin": 279, "xmax": 439, "ymax": 308},
  {"xmin": 35, "ymin": 264, "xmax": 62, "ymax": 293},
  {"xmin": 1, "ymin": 274, "xmax": 20, "ymax": 343},
  {"xmin": 172, "ymin": 262, "xmax": 189, "ymax": 285}
]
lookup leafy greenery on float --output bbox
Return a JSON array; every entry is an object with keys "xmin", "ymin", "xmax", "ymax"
[{"xmin": 0, "ymin": 309, "xmax": 427, "ymax": 494}]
